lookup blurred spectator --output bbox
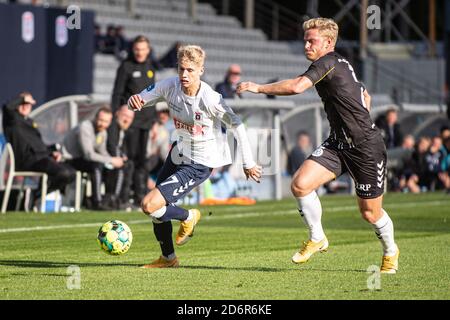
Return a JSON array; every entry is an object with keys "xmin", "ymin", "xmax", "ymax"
[
  {"xmin": 425, "ymin": 136, "xmax": 446, "ymax": 191},
  {"xmin": 376, "ymin": 108, "xmax": 403, "ymax": 149},
  {"xmin": 95, "ymin": 24, "xmax": 129, "ymax": 60},
  {"xmin": 156, "ymin": 101, "xmax": 175, "ymax": 139},
  {"xmin": 401, "ymin": 134, "xmax": 415, "ymax": 150},
  {"xmin": 401, "ymin": 136, "xmax": 431, "ymax": 193},
  {"xmin": 111, "ymin": 35, "xmax": 160, "ymax": 205},
  {"xmin": 62, "ymin": 106, "xmax": 124, "ymax": 210},
  {"xmin": 102, "ymin": 25, "xmax": 118, "ymax": 55},
  {"xmin": 2, "ymin": 92, "xmax": 76, "ymax": 202},
  {"xmin": 94, "ymin": 24, "xmax": 105, "ymax": 53},
  {"xmin": 439, "ymin": 125, "xmax": 450, "ymax": 193},
  {"xmin": 215, "ymin": 64, "xmax": 243, "ymax": 99},
  {"xmin": 104, "ymin": 105, "xmax": 135, "ymax": 210},
  {"xmin": 159, "ymin": 41, "xmax": 182, "ymax": 69},
  {"xmin": 440, "ymin": 125, "xmax": 450, "ymax": 141},
  {"xmin": 439, "ymin": 126, "xmax": 450, "ymax": 172},
  {"xmin": 145, "ymin": 121, "xmax": 170, "ymax": 190},
  {"xmin": 440, "ymin": 137, "xmax": 450, "ymax": 193},
  {"xmin": 115, "ymin": 25, "xmax": 130, "ymax": 60},
  {"xmin": 287, "ymin": 131, "xmax": 312, "ymax": 176},
  {"xmin": 387, "ymin": 134, "xmax": 415, "ymax": 191}
]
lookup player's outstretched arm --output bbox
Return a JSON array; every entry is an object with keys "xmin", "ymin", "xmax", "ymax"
[
  {"xmin": 232, "ymin": 122, "xmax": 262, "ymax": 184},
  {"xmin": 210, "ymin": 96, "xmax": 262, "ymax": 183},
  {"xmin": 236, "ymin": 76, "xmax": 313, "ymax": 96},
  {"xmin": 128, "ymin": 79, "xmax": 170, "ymax": 112},
  {"xmin": 127, "ymin": 94, "xmax": 145, "ymax": 111}
]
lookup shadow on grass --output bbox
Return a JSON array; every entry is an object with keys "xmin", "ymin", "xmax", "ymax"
[
  {"xmin": 2, "ymin": 260, "xmax": 286, "ymax": 272},
  {"xmin": 299, "ymin": 267, "xmax": 367, "ymax": 273},
  {"xmin": 179, "ymin": 265, "xmax": 287, "ymax": 272},
  {"xmin": 3, "ymin": 272, "xmax": 68, "ymax": 277},
  {"xmin": 0, "ymin": 260, "xmax": 367, "ymax": 273},
  {"xmin": 0, "ymin": 260, "xmax": 142, "ymax": 268},
  {"xmin": 179, "ymin": 265, "xmax": 366, "ymax": 273}
]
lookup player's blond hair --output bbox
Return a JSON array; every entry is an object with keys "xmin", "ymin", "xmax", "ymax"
[
  {"xmin": 303, "ymin": 18, "xmax": 339, "ymax": 46},
  {"xmin": 177, "ymin": 45, "xmax": 206, "ymax": 67}
]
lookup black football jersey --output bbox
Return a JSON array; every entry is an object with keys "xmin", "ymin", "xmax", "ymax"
[{"xmin": 301, "ymin": 51, "xmax": 378, "ymax": 149}]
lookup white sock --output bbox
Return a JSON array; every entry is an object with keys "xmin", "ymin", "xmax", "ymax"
[
  {"xmin": 185, "ymin": 210, "xmax": 193, "ymax": 222},
  {"xmin": 372, "ymin": 209, "xmax": 397, "ymax": 256},
  {"xmin": 296, "ymin": 191, "xmax": 326, "ymax": 242},
  {"xmin": 148, "ymin": 206, "xmax": 166, "ymax": 224}
]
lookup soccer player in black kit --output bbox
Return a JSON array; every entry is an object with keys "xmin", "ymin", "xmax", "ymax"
[{"xmin": 237, "ymin": 18, "xmax": 399, "ymax": 274}]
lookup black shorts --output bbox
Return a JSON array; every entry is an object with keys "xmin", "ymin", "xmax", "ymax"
[{"xmin": 308, "ymin": 134, "xmax": 387, "ymax": 199}]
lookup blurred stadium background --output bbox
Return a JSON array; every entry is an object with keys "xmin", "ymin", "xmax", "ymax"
[{"xmin": 0, "ymin": 0, "xmax": 448, "ymax": 207}]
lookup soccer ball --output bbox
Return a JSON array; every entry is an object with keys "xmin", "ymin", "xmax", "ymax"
[{"xmin": 97, "ymin": 220, "xmax": 133, "ymax": 255}]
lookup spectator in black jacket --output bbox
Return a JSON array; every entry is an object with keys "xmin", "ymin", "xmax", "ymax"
[
  {"xmin": 115, "ymin": 25, "xmax": 131, "ymax": 61},
  {"xmin": 111, "ymin": 35, "xmax": 160, "ymax": 204},
  {"xmin": 425, "ymin": 136, "xmax": 446, "ymax": 191},
  {"xmin": 94, "ymin": 24, "xmax": 105, "ymax": 53},
  {"xmin": 159, "ymin": 41, "xmax": 181, "ymax": 69},
  {"xmin": 215, "ymin": 64, "xmax": 243, "ymax": 99},
  {"xmin": 102, "ymin": 25, "xmax": 118, "ymax": 55},
  {"xmin": 376, "ymin": 108, "xmax": 403, "ymax": 149},
  {"xmin": 2, "ymin": 92, "xmax": 75, "ymax": 199},
  {"xmin": 104, "ymin": 105, "xmax": 135, "ymax": 209}
]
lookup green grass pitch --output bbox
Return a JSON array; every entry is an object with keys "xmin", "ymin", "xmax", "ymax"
[{"xmin": 0, "ymin": 192, "xmax": 449, "ymax": 300}]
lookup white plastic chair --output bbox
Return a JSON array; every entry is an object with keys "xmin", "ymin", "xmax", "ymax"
[
  {"xmin": 66, "ymin": 170, "xmax": 88, "ymax": 212},
  {"xmin": 0, "ymin": 143, "xmax": 48, "ymax": 213}
]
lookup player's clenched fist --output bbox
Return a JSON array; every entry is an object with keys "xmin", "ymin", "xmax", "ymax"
[
  {"xmin": 127, "ymin": 94, "xmax": 145, "ymax": 111},
  {"xmin": 236, "ymin": 81, "xmax": 261, "ymax": 94}
]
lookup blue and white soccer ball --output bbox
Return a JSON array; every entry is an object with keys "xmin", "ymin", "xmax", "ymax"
[{"xmin": 97, "ymin": 220, "xmax": 133, "ymax": 255}]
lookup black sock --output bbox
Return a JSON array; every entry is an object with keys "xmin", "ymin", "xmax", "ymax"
[{"xmin": 153, "ymin": 221, "xmax": 174, "ymax": 258}]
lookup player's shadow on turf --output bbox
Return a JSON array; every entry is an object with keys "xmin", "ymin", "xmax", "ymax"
[
  {"xmin": 180, "ymin": 265, "xmax": 287, "ymax": 272},
  {"xmin": 0, "ymin": 260, "xmax": 142, "ymax": 268},
  {"xmin": 0, "ymin": 260, "xmax": 367, "ymax": 273},
  {"xmin": 301, "ymin": 268, "xmax": 367, "ymax": 273},
  {"xmin": 181, "ymin": 265, "xmax": 366, "ymax": 273},
  {"xmin": 6, "ymin": 272, "xmax": 68, "ymax": 277}
]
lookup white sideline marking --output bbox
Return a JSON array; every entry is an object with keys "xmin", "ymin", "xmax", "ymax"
[{"xmin": 0, "ymin": 200, "xmax": 448, "ymax": 234}]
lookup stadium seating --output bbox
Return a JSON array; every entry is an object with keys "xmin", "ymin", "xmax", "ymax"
[
  {"xmin": 40, "ymin": 0, "xmax": 394, "ymax": 108},
  {"xmin": 45, "ymin": 0, "xmax": 316, "ymax": 102}
]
